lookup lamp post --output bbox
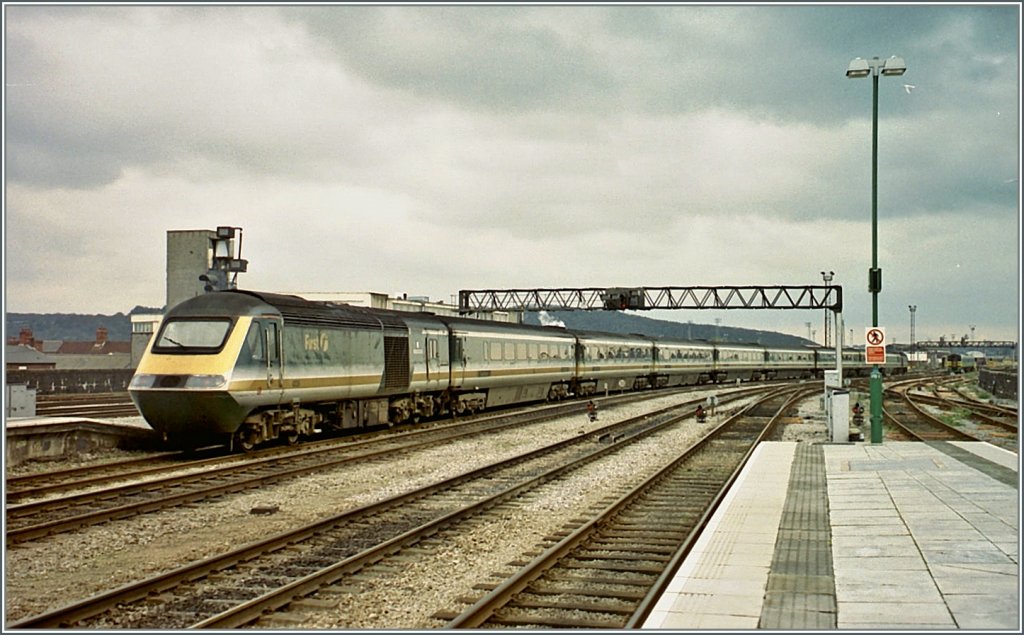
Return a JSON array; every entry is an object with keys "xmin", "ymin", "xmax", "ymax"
[
  {"xmin": 909, "ymin": 305, "xmax": 917, "ymax": 364},
  {"xmin": 847, "ymin": 54, "xmax": 906, "ymax": 444},
  {"xmin": 821, "ymin": 271, "xmax": 834, "ymax": 347}
]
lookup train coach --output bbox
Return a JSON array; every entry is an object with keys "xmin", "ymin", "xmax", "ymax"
[{"xmin": 129, "ymin": 289, "xmax": 907, "ymax": 451}]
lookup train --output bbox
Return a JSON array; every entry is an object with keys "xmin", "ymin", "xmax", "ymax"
[
  {"xmin": 128, "ymin": 290, "xmax": 908, "ymax": 451},
  {"xmin": 944, "ymin": 352, "xmax": 980, "ymax": 374}
]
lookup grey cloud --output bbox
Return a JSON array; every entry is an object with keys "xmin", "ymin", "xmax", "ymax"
[
  {"xmin": 291, "ymin": 4, "xmax": 1018, "ymax": 131},
  {"xmin": 294, "ymin": 6, "xmax": 615, "ymax": 114}
]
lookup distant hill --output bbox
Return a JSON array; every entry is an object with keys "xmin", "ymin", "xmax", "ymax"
[
  {"xmin": 6, "ymin": 306, "xmax": 162, "ymax": 342},
  {"xmin": 522, "ymin": 310, "xmax": 813, "ymax": 348},
  {"xmin": 6, "ymin": 306, "xmax": 813, "ymax": 349}
]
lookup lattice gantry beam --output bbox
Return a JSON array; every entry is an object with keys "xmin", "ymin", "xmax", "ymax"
[{"xmin": 458, "ymin": 285, "xmax": 843, "ymax": 313}]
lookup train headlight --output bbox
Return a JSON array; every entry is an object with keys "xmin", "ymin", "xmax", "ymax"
[
  {"xmin": 129, "ymin": 374, "xmax": 156, "ymax": 389},
  {"xmin": 185, "ymin": 374, "xmax": 228, "ymax": 389}
]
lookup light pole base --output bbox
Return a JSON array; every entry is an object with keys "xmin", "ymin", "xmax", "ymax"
[{"xmin": 870, "ymin": 366, "xmax": 883, "ymax": 443}]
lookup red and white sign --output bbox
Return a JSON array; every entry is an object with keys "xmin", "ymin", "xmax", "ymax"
[{"xmin": 865, "ymin": 327, "xmax": 886, "ymax": 364}]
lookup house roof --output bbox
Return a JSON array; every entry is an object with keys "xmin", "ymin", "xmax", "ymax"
[
  {"xmin": 5, "ymin": 345, "xmax": 54, "ymax": 365},
  {"xmin": 56, "ymin": 341, "xmax": 131, "ymax": 355}
]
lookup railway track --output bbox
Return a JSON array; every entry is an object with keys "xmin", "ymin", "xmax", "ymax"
[
  {"xmin": 9, "ymin": 385, "xmax": 781, "ymax": 629},
  {"xmin": 5, "ymin": 399, "xmax": 596, "ymax": 545},
  {"xmin": 6, "ymin": 384, "xmax": 731, "ymax": 504},
  {"xmin": 440, "ymin": 386, "xmax": 807, "ymax": 628},
  {"xmin": 912, "ymin": 391, "xmax": 1018, "ymax": 432},
  {"xmin": 846, "ymin": 375, "xmax": 1017, "ymax": 448},
  {"xmin": 882, "ymin": 385, "xmax": 987, "ymax": 444},
  {"xmin": 5, "ymin": 385, "xmax": 767, "ymax": 546},
  {"xmin": 944, "ymin": 382, "xmax": 1018, "ymax": 425},
  {"xmin": 892, "ymin": 378, "xmax": 1018, "ymax": 450}
]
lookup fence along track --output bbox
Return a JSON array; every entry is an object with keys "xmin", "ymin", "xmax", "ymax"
[{"xmin": 443, "ymin": 386, "xmax": 806, "ymax": 629}]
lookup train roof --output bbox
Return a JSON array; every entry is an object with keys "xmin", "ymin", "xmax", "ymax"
[
  {"xmin": 225, "ymin": 290, "xmax": 410, "ymax": 334},
  {"xmin": 165, "ymin": 290, "xmax": 272, "ymax": 317},
  {"xmin": 432, "ymin": 314, "xmax": 577, "ymax": 338}
]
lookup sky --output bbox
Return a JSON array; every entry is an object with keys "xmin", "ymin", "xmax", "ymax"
[{"xmin": 3, "ymin": 3, "xmax": 1021, "ymax": 346}]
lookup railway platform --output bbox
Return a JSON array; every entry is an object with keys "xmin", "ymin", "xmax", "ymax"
[
  {"xmin": 4, "ymin": 416, "xmax": 156, "ymax": 467},
  {"xmin": 642, "ymin": 440, "xmax": 1020, "ymax": 630}
]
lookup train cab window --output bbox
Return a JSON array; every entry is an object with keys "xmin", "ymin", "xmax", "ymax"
[
  {"xmin": 237, "ymin": 322, "xmax": 267, "ymax": 367},
  {"xmin": 236, "ymin": 320, "xmax": 281, "ymax": 367},
  {"xmin": 154, "ymin": 318, "xmax": 231, "ymax": 352}
]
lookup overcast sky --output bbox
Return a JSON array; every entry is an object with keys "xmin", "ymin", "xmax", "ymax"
[{"xmin": 4, "ymin": 3, "xmax": 1020, "ymax": 344}]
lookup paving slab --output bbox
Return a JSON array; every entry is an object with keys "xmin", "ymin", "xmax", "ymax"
[{"xmin": 643, "ymin": 441, "xmax": 1020, "ymax": 631}]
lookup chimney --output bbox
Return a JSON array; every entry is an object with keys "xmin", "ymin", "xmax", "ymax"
[
  {"xmin": 19, "ymin": 328, "xmax": 34, "ymax": 347},
  {"xmin": 96, "ymin": 327, "xmax": 109, "ymax": 345}
]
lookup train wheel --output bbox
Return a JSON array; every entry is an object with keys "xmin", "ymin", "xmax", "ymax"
[
  {"xmin": 285, "ymin": 431, "xmax": 300, "ymax": 445},
  {"xmin": 236, "ymin": 428, "xmax": 260, "ymax": 452}
]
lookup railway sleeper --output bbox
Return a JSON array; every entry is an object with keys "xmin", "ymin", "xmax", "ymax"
[
  {"xmin": 528, "ymin": 584, "xmax": 647, "ymax": 600},
  {"xmin": 489, "ymin": 613, "xmax": 624, "ymax": 628},
  {"xmin": 512, "ymin": 596, "xmax": 636, "ymax": 613}
]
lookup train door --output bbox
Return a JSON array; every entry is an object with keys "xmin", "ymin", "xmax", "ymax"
[
  {"xmin": 264, "ymin": 319, "xmax": 284, "ymax": 404},
  {"xmin": 451, "ymin": 334, "xmax": 467, "ymax": 388},
  {"xmin": 425, "ymin": 333, "xmax": 444, "ymax": 385},
  {"xmin": 239, "ymin": 318, "xmax": 284, "ymax": 403},
  {"xmin": 410, "ymin": 326, "xmax": 447, "ymax": 392}
]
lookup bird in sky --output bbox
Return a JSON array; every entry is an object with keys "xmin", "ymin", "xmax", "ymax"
[{"xmin": 903, "ymin": 84, "xmax": 916, "ymax": 94}]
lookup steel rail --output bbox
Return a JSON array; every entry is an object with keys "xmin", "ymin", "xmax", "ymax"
[
  {"xmin": 445, "ymin": 385, "xmax": 809, "ymax": 628},
  {"xmin": 9, "ymin": 387, "xmax": 769, "ymax": 629}
]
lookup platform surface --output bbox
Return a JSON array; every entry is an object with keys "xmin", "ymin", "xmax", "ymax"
[{"xmin": 643, "ymin": 441, "xmax": 1020, "ymax": 630}]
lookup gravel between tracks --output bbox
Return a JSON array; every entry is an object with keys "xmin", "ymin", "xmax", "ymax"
[{"xmin": 4, "ymin": 389, "xmax": 829, "ymax": 627}]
